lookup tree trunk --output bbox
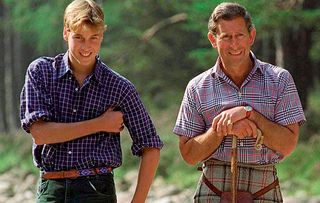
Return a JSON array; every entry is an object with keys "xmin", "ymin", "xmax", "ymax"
[
  {"xmin": 274, "ymin": 30, "xmax": 284, "ymax": 68},
  {"xmin": 279, "ymin": 0, "xmax": 319, "ymax": 110},
  {"xmin": 0, "ymin": 0, "xmax": 6, "ymax": 133},
  {"xmin": 281, "ymin": 26, "xmax": 313, "ymax": 110},
  {"xmin": 3, "ymin": 4, "xmax": 16, "ymax": 133},
  {"xmin": 13, "ymin": 31, "xmax": 23, "ymax": 129}
]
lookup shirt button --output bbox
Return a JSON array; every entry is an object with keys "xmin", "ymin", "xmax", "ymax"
[
  {"xmin": 73, "ymin": 109, "xmax": 77, "ymax": 113},
  {"xmin": 238, "ymin": 92, "xmax": 242, "ymax": 97},
  {"xmin": 75, "ymin": 88, "xmax": 79, "ymax": 91},
  {"xmin": 69, "ymin": 77, "xmax": 72, "ymax": 80},
  {"xmin": 240, "ymin": 142, "xmax": 244, "ymax": 147},
  {"xmin": 68, "ymin": 151, "xmax": 72, "ymax": 154}
]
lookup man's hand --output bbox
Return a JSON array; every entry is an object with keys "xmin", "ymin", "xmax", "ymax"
[
  {"xmin": 212, "ymin": 106, "xmax": 246, "ymax": 136},
  {"xmin": 98, "ymin": 107, "xmax": 124, "ymax": 133},
  {"xmin": 229, "ymin": 119, "xmax": 257, "ymax": 139}
]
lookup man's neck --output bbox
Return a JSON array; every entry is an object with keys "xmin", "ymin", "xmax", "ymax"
[
  {"xmin": 220, "ymin": 58, "xmax": 253, "ymax": 87},
  {"xmin": 71, "ymin": 64, "xmax": 95, "ymax": 87}
]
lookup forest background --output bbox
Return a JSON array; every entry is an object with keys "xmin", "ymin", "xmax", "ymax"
[{"xmin": 1, "ymin": 0, "xmax": 320, "ymax": 201}]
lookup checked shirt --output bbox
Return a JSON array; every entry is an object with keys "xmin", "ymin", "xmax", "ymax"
[
  {"xmin": 20, "ymin": 52, "xmax": 163, "ymax": 172},
  {"xmin": 173, "ymin": 52, "xmax": 306, "ymax": 164}
]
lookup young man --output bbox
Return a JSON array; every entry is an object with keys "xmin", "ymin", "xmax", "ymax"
[
  {"xmin": 173, "ymin": 2, "xmax": 305, "ymax": 202},
  {"xmin": 20, "ymin": 0, "xmax": 163, "ymax": 202}
]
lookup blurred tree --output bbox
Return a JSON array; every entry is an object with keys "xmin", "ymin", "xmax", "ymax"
[
  {"xmin": 3, "ymin": 1, "xmax": 15, "ymax": 133},
  {"xmin": 101, "ymin": 0, "xmax": 205, "ymax": 108}
]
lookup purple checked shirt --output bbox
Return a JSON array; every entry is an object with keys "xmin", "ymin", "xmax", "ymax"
[
  {"xmin": 173, "ymin": 52, "xmax": 306, "ymax": 164},
  {"xmin": 20, "ymin": 52, "xmax": 163, "ymax": 172}
]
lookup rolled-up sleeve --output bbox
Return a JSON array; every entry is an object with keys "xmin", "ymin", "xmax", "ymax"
[
  {"xmin": 20, "ymin": 61, "xmax": 52, "ymax": 133},
  {"xmin": 121, "ymin": 84, "xmax": 163, "ymax": 156}
]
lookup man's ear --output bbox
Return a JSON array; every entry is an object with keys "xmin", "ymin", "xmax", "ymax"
[
  {"xmin": 63, "ymin": 27, "xmax": 69, "ymax": 41},
  {"xmin": 249, "ymin": 27, "xmax": 256, "ymax": 46},
  {"xmin": 208, "ymin": 32, "xmax": 217, "ymax": 48}
]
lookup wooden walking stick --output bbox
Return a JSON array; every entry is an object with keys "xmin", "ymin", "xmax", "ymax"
[{"xmin": 231, "ymin": 135, "xmax": 238, "ymax": 203}]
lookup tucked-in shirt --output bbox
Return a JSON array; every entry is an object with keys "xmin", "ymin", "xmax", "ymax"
[
  {"xmin": 20, "ymin": 52, "xmax": 163, "ymax": 172},
  {"xmin": 173, "ymin": 52, "xmax": 306, "ymax": 164}
]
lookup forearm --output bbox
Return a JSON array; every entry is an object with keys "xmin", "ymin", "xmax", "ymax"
[
  {"xmin": 250, "ymin": 110, "xmax": 299, "ymax": 157},
  {"xmin": 30, "ymin": 118, "xmax": 102, "ymax": 145},
  {"xmin": 131, "ymin": 148, "xmax": 160, "ymax": 203},
  {"xmin": 179, "ymin": 127, "xmax": 224, "ymax": 165}
]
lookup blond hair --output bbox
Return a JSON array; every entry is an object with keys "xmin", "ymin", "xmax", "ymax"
[{"xmin": 64, "ymin": 0, "xmax": 107, "ymax": 32}]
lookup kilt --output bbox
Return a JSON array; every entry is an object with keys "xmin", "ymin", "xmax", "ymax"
[{"xmin": 194, "ymin": 159, "xmax": 283, "ymax": 203}]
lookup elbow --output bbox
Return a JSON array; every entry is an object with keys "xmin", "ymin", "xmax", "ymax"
[
  {"xmin": 180, "ymin": 151, "xmax": 199, "ymax": 166},
  {"xmin": 31, "ymin": 131, "xmax": 45, "ymax": 145},
  {"xmin": 30, "ymin": 122, "xmax": 46, "ymax": 145},
  {"xmin": 179, "ymin": 139, "xmax": 200, "ymax": 166},
  {"xmin": 281, "ymin": 143, "xmax": 298, "ymax": 158},
  {"xmin": 142, "ymin": 147, "xmax": 161, "ymax": 160},
  {"xmin": 280, "ymin": 135, "xmax": 299, "ymax": 158}
]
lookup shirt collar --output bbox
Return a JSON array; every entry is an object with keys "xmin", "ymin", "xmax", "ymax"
[
  {"xmin": 211, "ymin": 51, "xmax": 265, "ymax": 78},
  {"xmin": 55, "ymin": 52, "xmax": 72, "ymax": 79},
  {"xmin": 93, "ymin": 56, "xmax": 105, "ymax": 84},
  {"xmin": 55, "ymin": 51, "xmax": 105, "ymax": 84}
]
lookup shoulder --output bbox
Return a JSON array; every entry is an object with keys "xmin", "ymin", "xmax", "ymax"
[
  {"xmin": 98, "ymin": 62, "xmax": 136, "ymax": 91},
  {"xmin": 257, "ymin": 60, "xmax": 293, "ymax": 83},
  {"xmin": 28, "ymin": 56, "xmax": 53, "ymax": 71},
  {"xmin": 187, "ymin": 68, "xmax": 214, "ymax": 91},
  {"xmin": 27, "ymin": 54, "xmax": 64, "ymax": 75},
  {"xmin": 26, "ymin": 56, "xmax": 57, "ymax": 80}
]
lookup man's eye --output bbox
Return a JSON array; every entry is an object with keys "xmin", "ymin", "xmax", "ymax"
[{"xmin": 222, "ymin": 36, "xmax": 231, "ymax": 40}]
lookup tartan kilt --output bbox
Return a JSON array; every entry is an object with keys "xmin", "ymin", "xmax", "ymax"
[{"xmin": 194, "ymin": 159, "xmax": 283, "ymax": 203}]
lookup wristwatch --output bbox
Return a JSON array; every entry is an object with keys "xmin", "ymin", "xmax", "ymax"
[{"xmin": 244, "ymin": 106, "xmax": 253, "ymax": 118}]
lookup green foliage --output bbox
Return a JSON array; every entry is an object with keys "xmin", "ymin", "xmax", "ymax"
[
  {"xmin": 277, "ymin": 136, "xmax": 320, "ymax": 195},
  {"xmin": 0, "ymin": 131, "xmax": 37, "ymax": 174},
  {"xmin": 299, "ymin": 85, "xmax": 320, "ymax": 140},
  {"xmin": 4, "ymin": 0, "xmax": 67, "ymax": 53},
  {"xmin": 3, "ymin": 0, "xmax": 320, "ymax": 110}
]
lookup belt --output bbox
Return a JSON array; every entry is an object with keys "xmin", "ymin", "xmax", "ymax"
[
  {"xmin": 201, "ymin": 174, "xmax": 279, "ymax": 199},
  {"xmin": 41, "ymin": 166, "xmax": 113, "ymax": 180}
]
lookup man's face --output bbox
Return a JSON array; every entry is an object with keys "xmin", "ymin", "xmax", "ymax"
[
  {"xmin": 63, "ymin": 24, "xmax": 104, "ymax": 69},
  {"xmin": 208, "ymin": 17, "xmax": 256, "ymax": 69}
]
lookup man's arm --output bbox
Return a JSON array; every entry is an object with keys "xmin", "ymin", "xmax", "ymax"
[
  {"xmin": 250, "ymin": 110, "xmax": 299, "ymax": 157},
  {"xmin": 131, "ymin": 147, "xmax": 160, "ymax": 203},
  {"xmin": 178, "ymin": 118, "xmax": 257, "ymax": 165},
  {"xmin": 179, "ymin": 127, "xmax": 224, "ymax": 166},
  {"xmin": 30, "ymin": 107, "xmax": 123, "ymax": 145},
  {"xmin": 213, "ymin": 106, "xmax": 300, "ymax": 157}
]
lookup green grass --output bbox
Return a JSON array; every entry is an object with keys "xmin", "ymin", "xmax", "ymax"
[
  {"xmin": 0, "ymin": 131, "xmax": 38, "ymax": 175},
  {"xmin": 277, "ymin": 135, "xmax": 320, "ymax": 196}
]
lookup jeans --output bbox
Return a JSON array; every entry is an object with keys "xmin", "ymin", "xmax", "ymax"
[{"xmin": 36, "ymin": 173, "xmax": 117, "ymax": 203}]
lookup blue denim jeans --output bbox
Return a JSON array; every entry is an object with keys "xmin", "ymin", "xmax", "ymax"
[{"xmin": 36, "ymin": 173, "xmax": 117, "ymax": 203}]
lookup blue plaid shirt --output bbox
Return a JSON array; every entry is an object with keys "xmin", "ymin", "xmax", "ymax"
[{"xmin": 20, "ymin": 52, "xmax": 163, "ymax": 172}]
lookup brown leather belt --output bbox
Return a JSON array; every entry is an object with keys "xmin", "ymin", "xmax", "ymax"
[
  {"xmin": 201, "ymin": 174, "xmax": 279, "ymax": 199},
  {"xmin": 41, "ymin": 166, "xmax": 113, "ymax": 180}
]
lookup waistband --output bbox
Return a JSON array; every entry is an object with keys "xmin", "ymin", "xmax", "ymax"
[
  {"xmin": 41, "ymin": 166, "xmax": 113, "ymax": 180},
  {"xmin": 203, "ymin": 159, "xmax": 276, "ymax": 169}
]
